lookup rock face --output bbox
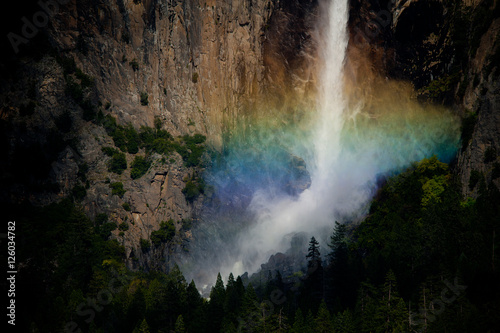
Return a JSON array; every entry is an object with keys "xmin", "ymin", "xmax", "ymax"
[
  {"xmin": 350, "ymin": 0, "xmax": 500, "ymax": 197},
  {"xmin": 0, "ymin": 0, "xmax": 317, "ymax": 271},
  {"xmin": 1, "ymin": 0, "xmax": 498, "ymax": 272}
]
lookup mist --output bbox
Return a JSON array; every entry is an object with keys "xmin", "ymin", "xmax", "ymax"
[{"xmin": 180, "ymin": 0, "xmax": 460, "ymax": 289}]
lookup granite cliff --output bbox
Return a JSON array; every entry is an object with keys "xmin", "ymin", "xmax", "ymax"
[{"xmin": 1, "ymin": 0, "xmax": 499, "ymax": 273}]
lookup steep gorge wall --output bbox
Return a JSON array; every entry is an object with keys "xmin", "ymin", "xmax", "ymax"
[
  {"xmin": 0, "ymin": 0, "xmax": 317, "ymax": 270},
  {"xmin": 349, "ymin": 0, "xmax": 500, "ymax": 197}
]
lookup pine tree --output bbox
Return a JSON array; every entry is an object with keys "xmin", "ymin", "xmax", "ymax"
[
  {"xmin": 326, "ymin": 221, "xmax": 354, "ymax": 311},
  {"xmin": 315, "ymin": 299, "xmax": 333, "ymax": 333},
  {"xmin": 185, "ymin": 280, "xmax": 206, "ymax": 333},
  {"xmin": 306, "ymin": 236, "xmax": 321, "ymax": 270},
  {"xmin": 374, "ymin": 270, "xmax": 409, "ymax": 333},
  {"xmin": 239, "ymin": 283, "xmax": 262, "ymax": 332},
  {"xmin": 225, "ymin": 273, "xmax": 242, "ymax": 323},
  {"xmin": 291, "ymin": 308, "xmax": 305, "ymax": 333},
  {"xmin": 132, "ymin": 319, "xmax": 150, "ymax": 333},
  {"xmin": 333, "ymin": 309, "xmax": 356, "ymax": 333},
  {"xmin": 302, "ymin": 236, "xmax": 324, "ymax": 311},
  {"xmin": 356, "ymin": 280, "xmax": 379, "ymax": 333},
  {"xmin": 208, "ymin": 273, "xmax": 226, "ymax": 333},
  {"xmin": 174, "ymin": 315, "xmax": 186, "ymax": 333}
]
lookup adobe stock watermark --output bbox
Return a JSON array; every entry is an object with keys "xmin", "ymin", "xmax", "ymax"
[
  {"xmin": 403, "ymin": 277, "xmax": 467, "ymax": 333},
  {"xmin": 352, "ymin": 0, "xmax": 395, "ymax": 45},
  {"xmin": 7, "ymin": 0, "xmax": 71, "ymax": 54},
  {"xmin": 64, "ymin": 268, "xmax": 134, "ymax": 333},
  {"xmin": 237, "ymin": 262, "xmax": 319, "ymax": 331}
]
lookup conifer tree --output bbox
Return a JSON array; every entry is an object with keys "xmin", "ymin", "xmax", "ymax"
[
  {"xmin": 375, "ymin": 270, "xmax": 408, "ymax": 332},
  {"xmin": 315, "ymin": 299, "xmax": 333, "ymax": 333},
  {"xmin": 333, "ymin": 309, "xmax": 356, "ymax": 333},
  {"xmin": 302, "ymin": 236, "xmax": 324, "ymax": 311},
  {"xmin": 186, "ymin": 280, "xmax": 205, "ymax": 333},
  {"xmin": 225, "ymin": 273, "xmax": 242, "ymax": 322},
  {"xmin": 239, "ymin": 283, "xmax": 262, "ymax": 332},
  {"xmin": 306, "ymin": 236, "xmax": 321, "ymax": 270},
  {"xmin": 174, "ymin": 315, "xmax": 186, "ymax": 333},
  {"xmin": 327, "ymin": 221, "xmax": 354, "ymax": 310},
  {"xmin": 132, "ymin": 319, "xmax": 150, "ymax": 333},
  {"xmin": 291, "ymin": 308, "xmax": 306, "ymax": 333},
  {"xmin": 208, "ymin": 273, "xmax": 226, "ymax": 333}
]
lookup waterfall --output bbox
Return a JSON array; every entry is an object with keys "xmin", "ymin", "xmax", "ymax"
[
  {"xmin": 314, "ymin": 0, "xmax": 349, "ymax": 186},
  {"xmin": 182, "ymin": 0, "xmax": 460, "ymax": 290}
]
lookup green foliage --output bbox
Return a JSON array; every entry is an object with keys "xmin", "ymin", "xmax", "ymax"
[
  {"xmin": 150, "ymin": 219, "xmax": 176, "ymax": 246},
  {"xmin": 314, "ymin": 300, "xmax": 333, "ymax": 333},
  {"xmin": 122, "ymin": 202, "xmax": 131, "ymax": 211},
  {"xmin": 140, "ymin": 91, "xmax": 149, "ymax": 106},
  {"xmin": 131, "ymin": 155, "xmax": 151, "ymax": 179},
  {"xmin": 174, "ymin": 315, "xmax": 186, "ymax": 333},
  {"xmin": 55, "ymin": 54, "xmax": 76, "ymax": 75},
  {"xmin": 77, "ymin": 162, "xmax": 89, "ymax": 183},
  {"xmin": 306, "ymin": 236, "xmax": 321, "ymax": 268},
  {"xmin": 110, "ymin": 182, "xmax": 126, "ymax": 198},
  {"xmin": 182, "ymin": 173, "xmax": 205, "ymax": 203},
  {"xmin": 420, "ymin": 73, "xmax": 459, "ymax": 100},
  {"xmin": 118, "ymin": 222, "xmax": 129, "ymax": 231},
  {"xmin": 63, "ymin": 65, "xmax": 97, "ymax": 122},
  {"xmin": 108, "ymin": 151, "xmax": 127, "ymax": 174},
  {"xmin": 100, "ymin": 115, "xmax": 206, "ymax": 169},
  {"xmin": 140, "ymin": 238, "xmax": 151, "ymax": 252},
  {"xmin": 10, "ymin": 154, "xmax": 500, "ymax": 333},
  {"xmin": 65, "ymin": 75, "xmax": 83, "ymax": 102},
  {"xmin": 75, "ymin": 68, "xmax": 95, "ymax": 88},
  {"xmin": 71, "ymin": 184, "xmax": 87, "ymax": 201},
  {"xmin": 102, "ymin": 146, "xmax": 118, "ymax": 157}
]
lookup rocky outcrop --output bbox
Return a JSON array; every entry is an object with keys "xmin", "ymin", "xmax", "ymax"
[
  {"xmin": 0, "ymin": 0, "xmax": 319, "ymax": 271},
  {"xmin": 350, "ymin": 0, "xmax": 500, "ymax": 197}
]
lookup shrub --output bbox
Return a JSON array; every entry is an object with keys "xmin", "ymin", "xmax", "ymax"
[
  {"xmin": 103, "ymin": 114, "xmax": 118, "ymax": 135},
  {"xmin": 150, "ymin": 219, "xmax": 176, "ymax": 246},
  {"xmin": 110, "ymin": 182, "xmax": 126, "ymax": 198},
  {"xmin": 65, "ymin": 76, "xmax": 83, "ymax": 102},
  {"xmin": 108, "ymin": 152, "xmax": 127, "ymax": 174},
  {"xmin": 122, "ymin": 202, "xmax": 131, "ymax": 211},
  {"xmin": 192, "ymin": 72, "xmax": 199, "ymax": 83},
  {"xmin": 75, "ymin": 68, "xmax": 95, "ymax": 88},
  {"xmin": 140, "ymin": 91, "xmax": 149, "ymax": 106},
  {"xmin": 130, "ymin": 155, "xmax": 151, "ymax": 179},
  {"xmin": 102, "ymin": 146, "xmax": 118, "ymax": 157},
  {"xmin": 124, "ymin": 124, "xmax": 140, "ymax": 154},
  {"xmin": 72, "ymin": 184, "xmax": 87, "ymax": 201},
  {"xmin": 140, "ymin": 238, "xmax": 151, "ymax": 252},
  {"xmin": 95, "ymin": 213, "xmax": 108, "ymax": 225},
  {"xmin": 77, "ymin": 162, "xmax": 89, "ymax": 183},
  {"xmin": 118, "ymin": 222, "xmax": 129, "ymax": 231}
]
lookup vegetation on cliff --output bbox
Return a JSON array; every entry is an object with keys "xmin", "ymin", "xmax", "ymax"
[{"xmin": 8, "ymin": 156, "xmax": 499, "ymax": 332}]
